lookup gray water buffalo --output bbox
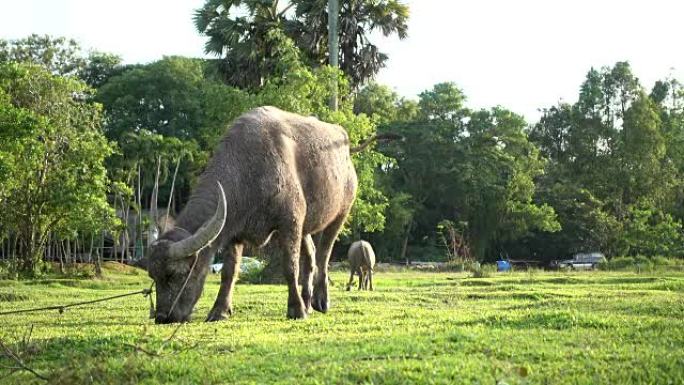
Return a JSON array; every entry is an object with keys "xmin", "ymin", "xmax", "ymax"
[
  {"xmin": 345, "ymin": 240, "xmax": 376, "ymax": 291},
  {"xmin": 146, "ymin": 106, "xmax": 381, "ymax": 323}
]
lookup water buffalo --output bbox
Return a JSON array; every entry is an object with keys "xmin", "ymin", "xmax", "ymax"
[
  {"xmin": 345, "ymin": 240, "xmax": 376, "ymax": 291},
  {"xmin": 146, "ymin": 106, "xmax": 364, "ymax": 323}
]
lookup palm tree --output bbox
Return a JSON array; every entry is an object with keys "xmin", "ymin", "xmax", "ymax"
[
  {"xmin": 289, "ymin": 0, "xmax": 409, "ymax": 89},
  {"xmin": 194, "ymin": 0, "xmax": 296, "ymax": 88},
  {"xmin": 194, "ymin": 0, "xmax": 409, "ymax": 90}
]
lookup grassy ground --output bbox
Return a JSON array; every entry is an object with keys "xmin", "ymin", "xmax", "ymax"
[{"xmin": 1, "ymin": 263, "xmax": 683, "ymax": 384}]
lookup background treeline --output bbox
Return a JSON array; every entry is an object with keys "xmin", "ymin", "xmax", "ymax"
[
  {"xmin": 1, "ymin": 1, "xmax": 683, "ymax": 276},
  {"xmin": 365, "ymin": 64, "xmax": 684, "ymax": 264}
]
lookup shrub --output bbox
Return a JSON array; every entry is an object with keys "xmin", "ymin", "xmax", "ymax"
[
  {"xmin": 469, "ymin": 263, "xmax": 497, "ymax": 278},
  {"xmin": 442, "ymin": 260, "xmax": 467, "ymax": 272},
  {"xmin": 598, "ymin": 255, "xmax": 684, "ymax": 272},
  {"xmin": 632, "ymin": 255, "xmax": 654, "ymax": 273},
  {"xmin": 0, "ymin": 260, "xmax": 18, "ymax": 280},
  {"xmin": 238, "ymin": 262, "xmax": 266, "ymax": 284},
  {"xmin": 652, "ymin": 256, "xmax": 675, "ymax": 266},
  {"xmin": 62, "ymin": 263, "xmax": 97, "ymax": 279},
  {"xmin": 605, "ymin": 256, "xmax": 636, "ymax": 270}
]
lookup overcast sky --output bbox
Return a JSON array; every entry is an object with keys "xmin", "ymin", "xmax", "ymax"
[{"xmin": 2, "ymin": 0, "xmax": 683, "ymax": 122}]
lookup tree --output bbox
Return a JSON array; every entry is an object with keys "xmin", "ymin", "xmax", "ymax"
[
  {"xmin": 620, "ymin": 92, "xmax": 667, "ymax": 205},
  {"xmin": 0, "ymin": 34, "xmax": 123, "ymax": 88},
  {"xmin": 458, "ymin": 108, "xmax": 560, "ymax": 258},
  {"xmin": 0, "ymin": 63, "xmax": 114, "ymax": 274},
  {"xmin": 377, "ymin": 83, "xmax": 558, "ymax": 261},
  {"xmin": 354, "ymin": 82, "xmax": 418, "ymax": 125},
  {"xmin": 290, "ymin": 0, "xmax": 409, "ymax": 88},
  {"xmin": 194, "ymin": 0, "xmax": 409, "ymax": 89},
  {"xmin": 194, "ymin": 0, "xmax": 295, "ymax": 88},
  {"xmin": 622, "ymin": 204, "xmax": 684, "ymax": 257},
  {"xmin": 95, "ymin": 55, "xmax": 251, "ymax": 251},
  {"xmin": 0, "ymin": 34, "xmax": 84, "ymax": 77},
  {"xmin": 79, "ymin": 51, "xmax": 124, "ymax": 88},
  {"xmin": 526, "ymin": 183, "xmax": 622, "ymax": 260},
  {"xmin": 528, "ymin": 62, "xmax": 683, "ymax": 260},
  {"xmin": 418, "ymin": 82, "xmax": 468, "ymax": 121}
]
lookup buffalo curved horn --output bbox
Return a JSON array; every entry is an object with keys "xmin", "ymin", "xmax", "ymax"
[{"xmin": 168, "ymin": 181, "xmax": 227, "ymax": 259}]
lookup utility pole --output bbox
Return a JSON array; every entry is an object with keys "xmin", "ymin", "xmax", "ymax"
[{"xmin": 328, "ymin": 0, "xmax": 339, "ymax": 110}]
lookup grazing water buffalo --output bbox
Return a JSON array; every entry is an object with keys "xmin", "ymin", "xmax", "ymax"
[
  {"xmin": 146, "ymin": 106, "xmax": 365, "ymax": 323},
  {"xmin": 345, "ymin": 240, "xmax": 376, "ymax": 291}
]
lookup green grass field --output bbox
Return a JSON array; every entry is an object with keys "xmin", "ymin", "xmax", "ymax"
[{"xmin": 1, "ymin": 263, "xmax": 683, "ymax": 384}]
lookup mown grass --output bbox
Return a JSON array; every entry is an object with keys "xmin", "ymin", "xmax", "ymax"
[{"xmin": 1, "ymin": 264, "xmax": 683, "ymax": 384}]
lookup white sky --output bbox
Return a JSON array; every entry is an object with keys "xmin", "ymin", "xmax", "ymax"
[{"xmin": 2, "ymin": 0, "xmax": 683, "ymax": 122}]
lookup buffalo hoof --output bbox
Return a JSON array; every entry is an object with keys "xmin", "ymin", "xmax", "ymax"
[
  {"xmin": 205, "ymin": 307, "xmax": 232, "ymax": 322},
  {"xmin": 312, "ymin": 293, "xmax": 329, "ymax": 313},
  {"xmin": 287, "ymin": 305, "xmax": 307, "ymax": 320}
]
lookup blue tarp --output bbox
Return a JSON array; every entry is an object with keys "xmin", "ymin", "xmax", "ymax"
[{"xmin": 496, "ymin": 260, "xmax": 512, "ymax": 272}]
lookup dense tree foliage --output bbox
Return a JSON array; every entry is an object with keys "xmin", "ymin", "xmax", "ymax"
[
  {"xmin": 193, "ymin": 0, "xmax": 408, "ymax": 89},
  {"xmin": 525, "ymin": 62, "xmax": 684, "ymax": 260},
  {"xmin": 3, "ymin": 28, "xmax": 684, "ymax": 274},
  {"xmin": 0, "ymin": 34, "xmax": 124, "ymax": 88},
  {"xmin": 288, "ymin": 0, "xmax": 408, "ymax": 88},
  {"xmin": 0, "ymin": 63, "xmax": 114, "ymax": 274},
  {"xmin": 363, "ymin": 83, "xmax": 559, "ymax": 261}
]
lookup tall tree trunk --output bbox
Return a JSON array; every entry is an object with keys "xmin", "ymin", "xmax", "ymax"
[
  {"xmin": 137, "ymin": 164, "xmax": 144, "ymax": 260},
  {"xmin": 12, "ymin": 234, "xmax": 18, "ymax": 266},
  {"xmin": 119, "ymin": 227, "xmax": 126, "ymax": 264},
  {"xmin": 88, "ymin": 233, "xmax": 94, "ymax": 263},
  {"xmin": 65, "ymin": 240, "xmax": 72, "ymax": 267},
  {"xmin": 148, "ymin": 156, "xmax": 162, "ymax": 247},
  {"xmin": 46, "ymin": 233, "xmax": 52, "ymax": 262},
  {"xmin": 328, "ymin": 0, "xmax": 339, "ymax": 110},
  {"xmin": 58, "ymin": 240, "xmax": 64, "ymax": 274},
  {"xmin": 400, "ymin": 234, "xmax": 409, "ymax": 265},
  {"xmin": 164, "ymin": 156, "xmax": 182, "ymax": 232},
  {"xmin": 119, "ymin": 190, "xmax": 132, "ymax": 263},
  {"xmin": 112, "ymin": 193, "xmax": 119, "ymax": 263},
  {"xmin": 74, "ymin": 236, "xmax": 80, "ymax": 264},
  {"xmin": 95, "ymin": 231, "xmax": 104, "ymax": 277}
]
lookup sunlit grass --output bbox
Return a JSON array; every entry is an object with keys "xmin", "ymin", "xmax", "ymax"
[{"xmin": 1, "ymin": 264, "xmax": 683, "ymax": 384}]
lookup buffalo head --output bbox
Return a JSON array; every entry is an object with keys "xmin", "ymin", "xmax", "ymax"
[{"xmin": 147, "ymin": 182, "xmax": 227, "ymax": 324}]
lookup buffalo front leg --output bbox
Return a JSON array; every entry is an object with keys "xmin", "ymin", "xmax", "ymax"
[
  {"xmin": 300, "ymin": 234, "xmax": 316, "ymax": 314},
  {"xmin": 206, "ymin": 243, "xmax": 243, "ymax": 322},
  {"xmin": 345, "ymin": 268, "xmax": 355, "ymax": 291}
]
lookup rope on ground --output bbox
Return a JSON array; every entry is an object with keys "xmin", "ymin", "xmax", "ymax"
[{"xmin": 0, "ymin": 287, "xmax": 153, "ymax": 317}]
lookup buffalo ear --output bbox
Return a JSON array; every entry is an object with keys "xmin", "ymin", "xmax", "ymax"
[{"xmin": 132, "ymin": 256, "xmax": 149, "ymax": 271}]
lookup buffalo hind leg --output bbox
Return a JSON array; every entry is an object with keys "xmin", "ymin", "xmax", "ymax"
[
  {"xmin": 312, "ymin": 213, "xmax": 348, "ymax": 313},
  {"xmin": 368, "ymin": 269, "xmax": 374, "ymax": 291},
  {"xmin": 206, "ymin": 243, "xmax": 243, "ymax": 322},
  {"xmin": 358, "ymin": 269, "xmax": 364, "ymax": 290},
  {"xmin": 300, "ymin": 234, "xmax": 316, "ymax": 314},
  {"xmin": 280, "ymin": 228, "xmax": 307, "ymax": 319}
]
